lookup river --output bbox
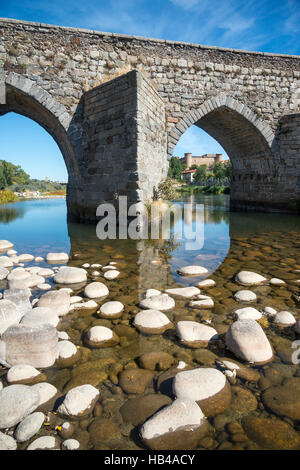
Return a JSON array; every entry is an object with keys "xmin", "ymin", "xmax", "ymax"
[{"xmin": 0, "ymin": 195, "xmax": 300, "ymax": 450}]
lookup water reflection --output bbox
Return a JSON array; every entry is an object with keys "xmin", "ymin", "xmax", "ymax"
[{"xmin": 0, "ymin": 205, "xmax": 25, "ymax": 224}]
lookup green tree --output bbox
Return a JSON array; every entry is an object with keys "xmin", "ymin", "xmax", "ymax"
[
  {"xmin": 168, "ymin": 157, "xmax": 185, "ymax": 181},
  {"xmin": 194, "ymin": 164, "xmax": 207, "ymax": 183},
  {"xmin": 0, "ymin": 167, "xmax": 7, "ymax": 190},
  {"xmin": 0, "ymin": 160, "xmax": 30, "ymax": 186}
]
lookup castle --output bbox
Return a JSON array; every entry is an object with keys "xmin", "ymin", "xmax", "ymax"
[{"xmin": 179, "ymin": 153, "xmax": 223, "ymax": 168}]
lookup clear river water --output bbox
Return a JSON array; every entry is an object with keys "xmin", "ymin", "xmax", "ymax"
[{"xmin": 1, "ymin": 195, "xmax": 300, "ymax": 450}]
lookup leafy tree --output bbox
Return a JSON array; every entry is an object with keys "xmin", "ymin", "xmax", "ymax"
[
  {"xmin": 168, "ymin": 157, "xmax": 186, "ymax": 181},
  {"xmin": 0, "ymin": 167, "xmax": 6, "ymax": 190},
  {"xmin": 194, "ymin": 164, "xmax": 207, "ymax": 183},
  {"xmin": 0, "ymin": 160, "xmax": 30, "ymax": 186},
  {"xmin": 190, "ymin": 164, "xmax": 199, "ymax": 170}
]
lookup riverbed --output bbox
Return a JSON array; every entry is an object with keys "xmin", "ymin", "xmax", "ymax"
[{"xmin": 0, "ymin": 195, "xmax": 300, "ymax": 450}]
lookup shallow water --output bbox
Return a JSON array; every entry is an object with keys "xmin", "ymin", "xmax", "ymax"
[{"xmin": 1, "ymin": 196, "xmax": 300, "ymax": 450}]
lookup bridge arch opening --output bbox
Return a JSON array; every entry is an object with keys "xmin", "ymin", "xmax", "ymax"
[
  {"xmin": 0, "ymin": 80, "xmax": 78, "ymax": 180},
  {"xmin": 168, "ymin": 97, "xmax": 276, "ymax": 210}
]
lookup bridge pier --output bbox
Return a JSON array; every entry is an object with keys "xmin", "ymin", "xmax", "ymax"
[{"xmin": 68, "ymin": 70, "xmax": 168, "ymax": 223}]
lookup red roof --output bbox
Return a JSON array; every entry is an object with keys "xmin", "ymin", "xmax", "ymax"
[{"xmin": 182, "ymin": 169, "xmax": 197, "ymax": 174}]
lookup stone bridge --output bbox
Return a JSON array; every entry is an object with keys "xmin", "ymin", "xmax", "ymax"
[{"xmin": 0, "ymin": 17, "xmax": 300, "ymax": 223}]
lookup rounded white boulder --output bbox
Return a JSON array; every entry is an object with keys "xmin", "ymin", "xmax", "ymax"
[
  {"xmin": 225, "ymin": 319, "xmax": 273, "ymax": 364},
  {"xmin": 235, "ymin": 271, "xmax": 267, "ymax": 286},
  {"xmin": 139, "ymin": 293, "xmax": 175, "ymax": 311},
  {"xmin": 178, "ymin": 266, "xmax": 208, "ymax": 276},
  {"xmin": 84, "ymin": 282, "xmax": 109, "ymax": 298}
]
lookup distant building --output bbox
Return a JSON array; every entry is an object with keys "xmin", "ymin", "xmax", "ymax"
[
  {"xmin": 180, "ymin": 152, "xmax": 223, "ymax": 169},
  {"xmin": 181, "ymin": 169, "xmax": 197, "ymax": 183}
]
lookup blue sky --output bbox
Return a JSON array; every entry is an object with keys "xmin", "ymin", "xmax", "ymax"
[{"xmin": 1, "ymin": 0, "xmax": 299, "ymax": 181}]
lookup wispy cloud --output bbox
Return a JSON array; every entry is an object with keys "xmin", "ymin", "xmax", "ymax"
[{"xmin": 171, "ymin": 0, "xmax": 199, "ymax": 9}]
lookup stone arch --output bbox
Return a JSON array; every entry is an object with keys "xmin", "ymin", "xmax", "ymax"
[
  {"xmin": 0, "ymin": 72, "xmax": 80, "ymax": 179},
  {"xmin": 168, "ymin": 95, "xmax": 278, "ymax": 210}
]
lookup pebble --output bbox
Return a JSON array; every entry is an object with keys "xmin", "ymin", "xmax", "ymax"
[
  {"xmin": 235, "ymin": 271, "xmax": 267, "ymax": 286},
  {"xmin": 15, "ymin": 412, "xmax": 45, "ymax": 442},
  {"xmin": 165, "ymin": 287, "xmax": 200, "ymax": 298},
  {"xmin": 189, "ymin": 295, "xmax": 214, "ymax": 308},
  {"xmin": 140, "ymin": 398, "xmax": 208, "ymax": 450},
  {"xmin": 173, "ymin": 367, "xmax": 231, "ymax": 416},
  {"xmin": 234, "ymin": 290, "xmax": 257, "ymax": 302},
  {"xmin": 234, "ymin": 307, "xmax": 262, "ymax": 321},
  {"xmin": 178, "ymin": 265, "xmax": 208, "ymax": 276},
  {"xmin": 225, "ymin": 319, "xmax": 273, "ymax": 364},
  {"xmin": 0, "ymin": 431, "xmax": 17, "ymax": 450},
  {"xmin": 62, "ymin": 439, "xmax": 80, "ymax": 450},
  {"xmin": 54, "ymin": 267, "xmax": 87, "ymax": 284},
  {"xmin": 84, "ymin": 282, "xmax": 109, "ymax": 298},
  {"xmin": 273, "ymin": 311, "xmax": 296, "ymax": 326},
  {"xmin": 103, "ymin": 270, "xmax": 120, "ymax": 280},
  {"xmin": 46, "ymin": 252, "xmax": 69, "ymax": 263},
  {"xmin": 7, "ymin": 364, "xmax": 43, "ymax": 385},
  {"xmin": 0, "ymin": 240, "xmax": 14, "ymax": 251},
  {"xmin": 264, "ymin": 306, "xmax": 277, "ymax": 315},
  {"xmin": 197, "ymin": 279, "xmax": 216, "ymax": 288},
  {"xmin": 139, "ymin": 293, "xmax": 175, "ymax": 311},
  {"xmin": 176, "ymin": 321, "xmax": 218, "ymax": 347},
  {"xmin": 57, "ymin": 384, "xmax": 99, "ymax": 418},
  {"xmin": 27, "ymin": 436, "xmax": 60, "ymax": 450},
  {"xmin": 270, "ymin": 278, "xmax": 286, "ymax": 286},
  {"xmin": 0, "ymin": 384, "xmax": 40, "ymax": 428},
  {"xmin": 134, "ymin": 309, "xmax": 173, "ymax": 334},
  {"xmin": 98, "ymin": 301, "xmax": 124, "ymax": 318},
  {"xmin": 85, "ymin": 326, "xmax": 119, "ymax": 348}
]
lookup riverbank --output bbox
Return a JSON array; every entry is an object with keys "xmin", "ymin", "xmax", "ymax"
[{"xmin": 178, "ymin": 184, "xmax": 230, "ymax": 195}]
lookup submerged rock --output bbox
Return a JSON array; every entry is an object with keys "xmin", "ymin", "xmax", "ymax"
[
  {"xmin": 273, "ymin": 311, "xmax": 296, "ymax": 326},
  {"xmin": 98, "ymin": 301, "xmax": 123, "ymax": 319},
  {"xmin": 176, "ymin": 321, "xmax": 218, "ymax": 348},
  {"xmin": 46, "ymin": 252, "xmax": 69, "ymax": 264},
  {"xmin": 7, "ymin": 364, "xmax": 45, "ymax": 385},
  {"xmin": 235, "ymin": 271, "xmax": 267, "ymax": 286},
  {"xmin": 0, "ymin": 240, "xmax": 14, "ymax": 252},
  {"xmin": 57, "ymin": 384, "xmax": 99, "ymax": 419},
  {"xmin": 178, "ymin": 266, "xmax": 208, "ymax": 276},
  {"xmin": 54, "ymin": 267, "xmax": 87, "ymax": 285},
  {"xmin": 139, "ymin": 293, "xmax": 175, "ymax": 311},
  {"xmin": 119, "ymin": 369, "xmax": 154, "ymax": 394},
  {"xmin": 262, "ymin": 378, "xmax": 300, "ymax": 420},
  {"xmin": 234, "ymin": 307, "xmax": 262, "ymax": 321},
  {"xmin": 139, "ymin": 351, "xmax": 175, "ymax": 371},
  {"xmin": 84, "ymin": 326, "xmax": 119, "ymax": 348},
  {"xmin": 242, "ymin": 415, "xmax": 300, "ymax": 450},
  {"xmin": 27, "ymin": 436, "xmax": 60, "ymax": 450},
  {"xmin": 225, "ymin": 320, "xmax": 273, "ymax": 364},
  {"xmin": 120, "ymin": 394, "xmax": 172, "ymax": 426},
  {"xmin": 140, "ymin": 398, "xmax": 209, "ymax": 450},
  {"xmin": 173, "ymin": 368, "xmax": 231, "ymax": 417},
  {"xmin": 84, "ymin": 282, "xmax": 109, "ymax": 298},
  {"xmin": 189, "ymin": 295, "xmax": 214, "ymax": 309},
  {"xmin": 234, "ymin": 290, "xmax": 257, "ymax": 302},
  {"xmin": 197, "ymin": 279, "xmax": 216, "ymax": 288},
  {"xmin": 165, "ymin": 287, "xmax": 200, "ymax": 298},
  {"xmin": 133, "ymin": 310, "xmax": 173, "ymax": 334}
]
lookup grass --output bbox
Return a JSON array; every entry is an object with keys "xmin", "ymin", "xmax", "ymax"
[{"xmin": 0, "ymin": 190, "xmax": 19, "ymax": 204}]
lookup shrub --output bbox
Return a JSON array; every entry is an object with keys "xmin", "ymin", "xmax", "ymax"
[{"xmin": 0, "ymin": 190, "xmax": 19, "ymax": 204}]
